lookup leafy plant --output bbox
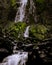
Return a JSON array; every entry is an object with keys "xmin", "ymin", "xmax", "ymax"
[
  {"xmin": 36, "ymin": 24, "xmax": 47, "ymax": 34},
  {"xmin": 7, "ymin": 22, "xmax": 27, "ymax": 40},
  {"xmin": 29, "ymin": 24, "xmax": 48, "ymax": 40}
]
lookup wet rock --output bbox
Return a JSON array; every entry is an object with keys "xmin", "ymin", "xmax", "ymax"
[
  {"xmin": 40, "ymin": 53, "xmax": 46, "ymax": 58},
  {"xmin": 0, "ymin": 48, "xmax": 10, "ymax": 62}
]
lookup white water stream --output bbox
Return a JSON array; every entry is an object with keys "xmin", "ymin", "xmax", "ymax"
[
  {"xmin": 0, "ymin": 52, "xmax": 28, "ymax": 65},
  {"xmin": 24, "ymin": 26, "xmax": 30, "ymax": 38},
  {"xmin": 0, "ymin": 0, "xmax": 36, "ymax": 65},
  {"xmin": 15, "ymin": 0, "xmax": 28, "ymax": 22}
]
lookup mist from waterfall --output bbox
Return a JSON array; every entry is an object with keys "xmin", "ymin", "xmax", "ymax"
[{"xmin": 15, "ymin": 0, "xmax": 28, "ymax": 22}]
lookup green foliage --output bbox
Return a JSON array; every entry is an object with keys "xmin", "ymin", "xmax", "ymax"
[
  {"xmin": 36, "ymin": 0, "xmax": 45, "ymax": 4},
  {"xmin": 29, "ymin": 24, "xmax": 48, "ymax": 40},
  {"xmin": 36, "ymin": 24, "xmax": 47, "ymax": 34},
  {"xmin": 11, "ymin": 0, "xmax": 16, "ymax": 6},
  {"xmin": 7, "ymin": 22, "xmax": 27, "ymax": 40}
]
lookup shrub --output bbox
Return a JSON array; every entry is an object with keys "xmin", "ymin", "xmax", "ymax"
[
  {"xmin": 7, "ymin": 22, "xmax": 27, "ymax": 40},
  {"xmin": 29, "ymin": 24, "xmax": 48, "ymax": 40}
]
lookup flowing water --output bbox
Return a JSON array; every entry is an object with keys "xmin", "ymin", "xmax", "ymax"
[
  {"xmin": 15, "ymin": 0, "xmax": 36, "ymax": 37},
  {"xmin": 0, "ymin": 0, "xmax": 37, "ymax": 65},
  {"xmin": 15, "ymin": 0, "xmax": 28, "ymax": 22},
  {"xmin": 24, "ymin": 26, "xmax": 30, "ymax": 38},
  {"xmin": 0, "ymin": 52, "xmax": 28, "ymax": 65},
  {"xmin": 15, "ymin": 0, "xmax": 36, "ymax": 23}
]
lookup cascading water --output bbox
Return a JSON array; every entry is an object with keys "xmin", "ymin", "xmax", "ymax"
[
  {"xmin": 0, "ymin": 52, "xmax": 28, "ymax": 65},
  {"xmin": 24, "ymin": 26, "xmax": 30, "ymax": 38},
  {"xmin": 15, "ymin": 0, "xmax": 37, "ymax": 23},
  {"xmin": 15, "ymin": 0, "xmax": 28, "ymax": 22},
  {"xmin": 15, "ymin": 0, "xmax": 37, "ymax": 37},
  {"xmin": 0, "ymin": 0, "xmax": 37, "ymax": 65}
]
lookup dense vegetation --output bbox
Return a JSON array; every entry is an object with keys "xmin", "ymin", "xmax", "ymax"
[{"xmin": 0, "ymin": 0, "xmax": 52, "ymax": 64}]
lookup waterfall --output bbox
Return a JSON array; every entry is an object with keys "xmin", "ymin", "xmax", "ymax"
[
  {"xmin": 0, "ymin": 52, "xmax": 28, "ymax": 65},
  {"xmin": 15, "ymin": 0, "xmax": 28, "ymax": 22},
  {"xmin": 15, "ymin": 0, "xmax": 37, "ymax": 23},
  {"xmin": 24, "ymin": 26, "xmax": 30, "ymax": 38},
  {"xmin": 0, "ymin": 1, "xmax": 29, "ymax": 65},
  {"xmin": 0, "ymin": 0, "xmax": 37, "ymax": 65}
]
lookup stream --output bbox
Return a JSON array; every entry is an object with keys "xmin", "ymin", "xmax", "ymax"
[
  {"xmin": 0, "ymin": 0, "xmax": 52, "ymax": 65},
  {"xmin": 0, "ymin": 0, "xmax": 29, "ymax": 65}
]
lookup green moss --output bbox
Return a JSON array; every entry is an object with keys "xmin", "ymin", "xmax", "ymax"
[
  {"xmin": 7, "ymin": 22, "xmax": 27, "ymax": 40},
  {"xmin": 36, "ymin": 24, "xmax": 47, "ymax": 34},
  {"xmin": 29, "ymin": 24, "xmax": 48, "ymax": 40},
  {"xmin": 34, "ymin": 33, "xmax": 45, "ymax": 40}
]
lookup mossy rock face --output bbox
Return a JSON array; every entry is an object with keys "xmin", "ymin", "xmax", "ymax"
[
  {"xmin": 29, "ymin": 24, "xmax": 48, "ymax": 40},
  {"xmin": 7, "ymin": 22, "xmax": 27, "ymax": 40}
]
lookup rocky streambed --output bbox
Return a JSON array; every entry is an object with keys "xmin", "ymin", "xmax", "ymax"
[{"xmin": 0, "ymin": 35, "xmax": 52, "ymax": 64}]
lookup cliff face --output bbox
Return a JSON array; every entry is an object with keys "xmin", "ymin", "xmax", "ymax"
[
  {"xmin": 24, "ymin": 0, "xmax": 37, "ymax": 24},
  {"xmin": 13, "ymin": 0, "xmax": 37, "ymax": 24}
]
